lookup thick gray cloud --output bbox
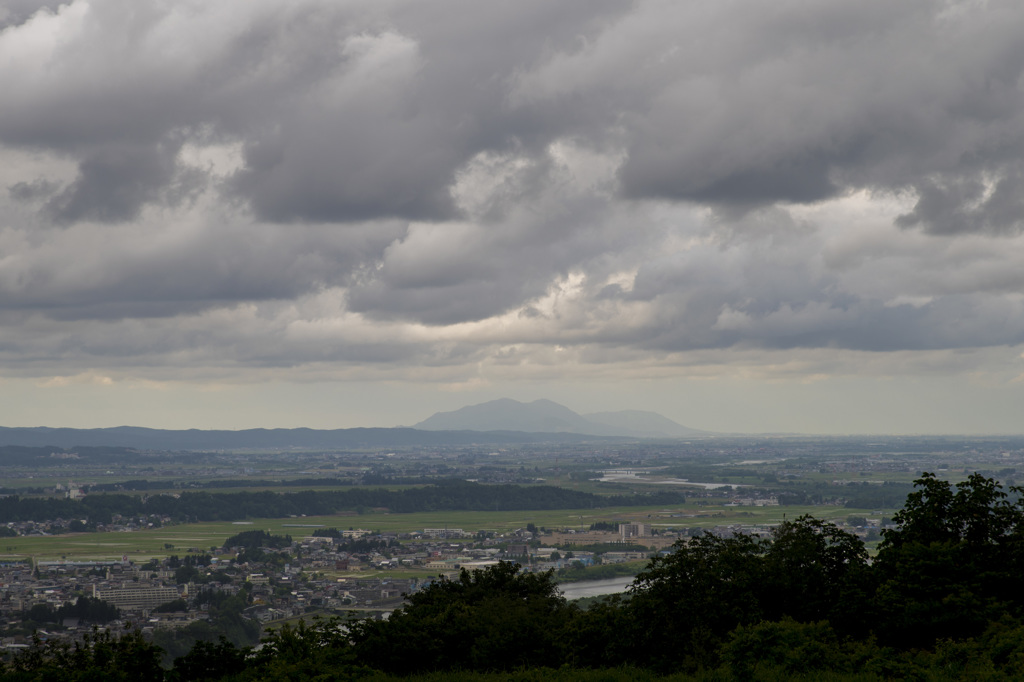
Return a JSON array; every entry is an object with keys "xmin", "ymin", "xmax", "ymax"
[
  {"xmin": 0, "ymin": 0, "xmax": 63, "ymax": 30},
  {"xmin": 7, "ymin": 0, "xmax": 1024, "ymax": 230},
  {"xmin": 895, "ymin": 171, "xmax": 1024, "ymax": 236},
  {"xmin": 511, "ymin": 0, "xmax": 1024, "ymax": 234},
  {"xmin": 0, "ymin": 217, "xmax": 406, "ymax": 319},
  {"xmin": 46, "ymin": 139, "xmax": 203, "ymax": 224},
  {"xmin": 2, "ymin": 0, "xmax": 1024, "ymax": 398},
  {"xmin": 1, "ymin": 0, "xmax": 625, "ymax": 224}
]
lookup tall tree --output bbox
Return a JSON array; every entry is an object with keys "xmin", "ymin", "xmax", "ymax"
[
  {"xmin": 874, "ymin": 472, "xmax": 1024, "ymax": 646},
  {"xmin": 762, "ymin": 516, "xmax": 872, "ymax": 633},
  {"xmin": 350, "ymin": 562, "xmax": 573, "ymax": 673},
  {"xmin": 628, "ymin": 532, "xmax": 769, "ymax": 671}
]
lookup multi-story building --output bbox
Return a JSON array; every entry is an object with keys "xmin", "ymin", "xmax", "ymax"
[
  {"xmin": 92, "ymin": 584, "xmax": 180, "ymax": 610},
  {"xmin": 619, "ymin": 523, "xmax": 649, "ymax": 540}
]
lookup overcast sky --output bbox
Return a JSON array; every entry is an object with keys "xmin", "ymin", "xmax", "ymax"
[{"xmin": 2, "ymin": 0, "xmax": 1024, "ymax": 434}]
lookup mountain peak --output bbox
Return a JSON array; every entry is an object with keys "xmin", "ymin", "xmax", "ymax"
[{"xmin": 414, "ymin": 399, "xmax": 704, "ymax": 438}]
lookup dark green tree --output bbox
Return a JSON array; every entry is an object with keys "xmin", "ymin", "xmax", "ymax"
[
  {"xmin": 57, "ymin": 596, "xmax": 120, "ymax": 625},
  {"xmin": 873, "ymin": 472, "xmax": 1024, "ymax": 647},
  {"xmin": 350, "ymin": 561, "xmax": 573, "ymax": 673},
  {"xmin": 240, "ymin": 617, "xmax": 361, "ymax": 681},
  {"xmin": 169, "ymin": 636, "xmax": 248, "ymax": 682},
  {"xmin": 624, "ymin": 517, "xmax": 869, "ymax": 671},
  {"xmin": 628, "ymin": 532, "xmax": 769, "ymax": 671},
  {"xmin": 761, "ymin": 515, "xmax": 872, "ymax": 633},
  {"xmin": 559, "ymin": 594, "xmax": 637, "ymax": 669},
  {"xmin": 722, "ymin": 619, "xmax": 850, "ymax": 680},
  {"xmin": 153, "ymin": 599, "xmax": 188, "ymax": 613},
  {"xmin": 8, "ymin": 628, "xmax": 165, "ymax": 681}
]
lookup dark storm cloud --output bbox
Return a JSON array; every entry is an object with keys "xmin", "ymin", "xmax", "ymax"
[
  {"xmin": 513, "ymin": 0, "xmax": 1024, "ymax": 234},
  {"xmin": 896, "ymin": 170, "xmax": 1024, "ymax": 236},
  {"xmin": 45, "ymin": 140, "xmax": 203, "ymax": 224},
  {"xmin": 8, "ymin": 178, "xmax": 58, "ymax": 203},
  {"xmin": 0, "ymin": 0, "xmax": 625, "ymax": 225},
  {"xmin": 0, "ymin": 0, "xmax": 63, "ymax": 30},
  {"xmin": 221, "ymin": 0, "xmax": 630, "ymax": 223},
  {"xmin": 7, "ymin": 0, "xmax": 1024, "ymax": 232},
  {"xmin": 0, "ymin": 220, "xmax": 407, "ymax": 320}
]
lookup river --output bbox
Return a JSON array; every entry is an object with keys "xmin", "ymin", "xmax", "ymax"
[{"xmin": 558, "ymin": 576, "xmax": 635, "ymax": 600}]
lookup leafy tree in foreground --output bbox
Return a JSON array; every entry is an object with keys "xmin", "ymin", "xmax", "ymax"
[
  {"xmin": 6, "ymin": 628, "xmax": 165, "ymax": 682},
  {"xmin": 628, "ymin": 530, "xmax": 769, "ymax": 671},
  {"xmin": 627, "ymin": 516, "xmax": 867, "ymax": 671},
  {"xmin": 722, "ymin": 619, "xmax": 848, "ymax": 680},
  {"xmin": 168, "ymin": 636, "xmax": 249, "ymax": 682},
  {"xmin": 761, "ymin": 515, "xmax": 873, "ymax": 635},
  {"xmin": 236, "ymin": 617, "xmax": 366, "ymax": 682},
  {"xmin": 350, "ymin": 562, "xmax": 574, "ymax": 674},
  {"xmin": 873, "ymin": 472, "xmax": 1024, "ymax": 647}
]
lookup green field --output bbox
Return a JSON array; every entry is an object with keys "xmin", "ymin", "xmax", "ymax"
[{"xmin": 0, "ymin": 500, "xmax": 894, "ymax": 564}]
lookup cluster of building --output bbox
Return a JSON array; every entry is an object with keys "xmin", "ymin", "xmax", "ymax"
[
  {"xmin": 0, "ymin": 523, "xmax": 676, "ymax": 651},
  {"xmin": 0, "ymin": 510, "xmax": 894, "ymax": 654},
  {"xmin": 3, "ymin": 513, "xmax": 174, "ymax": 538}
]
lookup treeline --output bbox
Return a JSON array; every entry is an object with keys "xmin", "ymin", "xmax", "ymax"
[
  {"xmin": 0, "ymin": 480, "xmax": 686, "ymax": 524},
  {"xmin": 10, "ymin": 473, "xmax": 1024, "ymax": 680},
  {"xmin": 221, "ymin": 530, "xmax": 291, "ymax": 551},
  {"xmin": 0, "ymin": 445, "xmax": 142, "ymax": 467},
  {"xmin": 311, "ymin": 528, "xmax": 395, "ymax": 553},
  {"xmin": 840, "ymin": 480, "xmax": 916, "ymax": 508},
  {"xmin": 88, "ymin": 477, "xmax": 360, "ymax": 492}
]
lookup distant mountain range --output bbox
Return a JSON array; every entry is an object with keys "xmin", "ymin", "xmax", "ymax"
[
  {"xmin": 0, "ymin": 399, "xmax": 704, "ymax": 451},
  {"xmin": 0, "ymin": 425, "xmax": 627, "ymax": 451},
  {"xmin": 414, "ymin": 398, "xmax": 704, "ymax": 438}
]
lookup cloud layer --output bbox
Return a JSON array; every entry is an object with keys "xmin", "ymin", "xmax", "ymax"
[{"xmin": 3, "ymin": 0, "xmax": 1024, "ymax": 414}]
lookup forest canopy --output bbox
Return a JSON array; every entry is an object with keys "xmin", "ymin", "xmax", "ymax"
[{"xmin": 0, "ymin": 480, "xmax": 685, "ymax": 524}]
